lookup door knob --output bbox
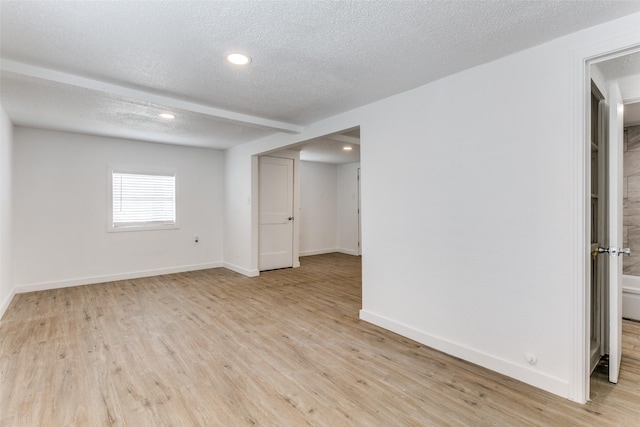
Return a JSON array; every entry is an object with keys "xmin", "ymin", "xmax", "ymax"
[
  {"xmin": 288, "ymin": 217, "xmax": 293, "ymax": 221},
  {"xmin": 597, "ymin": 247, "xmax": 631, "ymax": 256}
]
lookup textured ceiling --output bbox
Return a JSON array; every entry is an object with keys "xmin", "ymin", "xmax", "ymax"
[
  {"xmin": 0, "ymin": 72, "xmax": 274, "ymax": 148},
  {"xmin": 597, "ymin": 52, "xmax": 640, "ymax": 80},
  {"xmin": 2, "ymin": 1, "xmax": 640, "ymax": 150}
]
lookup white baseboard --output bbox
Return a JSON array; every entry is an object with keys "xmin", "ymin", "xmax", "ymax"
[
  {"xmin": 13, "ymin": 262, "xmax": 223, "ymax": 294},
  {"xmin": 300, "ymin": 248, "xmax": 360, "ymax": 257},
  {"xmin": 359, "ymin": 309, "xmax": 569, "ymax": 399},
  {"xmin": 0, "ymin": 287, "xmax": 17, "ymax": 320},
  {"xmin": 223, "ymin": 262, "xmax": 259, "ymax": 277},
  {"xmin": 337, "ymin": 248, "xmax": 359, "ymax": 256},
  {"xmin": 623, "ymin": 286, "xmax": 640, "ymax": 321},
  {"xmin": 299, "ymin": 248, "xmax": 337, "ymax": 257}
]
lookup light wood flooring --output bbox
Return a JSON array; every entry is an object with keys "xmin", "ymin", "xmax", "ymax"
[{"xmin": 1, "ymin": 253, "xmax": 640, "ymax": 426}]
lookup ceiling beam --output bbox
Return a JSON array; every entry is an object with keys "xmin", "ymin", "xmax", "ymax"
[
  {"xmin": 327, "ymin": 134, "xmax": 360, "ymax": 145},
  {"xmin": 0, "ymin": 59, "xmax": 303, "ymax": 134}
]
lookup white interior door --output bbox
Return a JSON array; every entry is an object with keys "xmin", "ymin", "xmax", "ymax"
[
  {"xmin": 259, "ymin": 156, "xmax": 294, "ymax": 271},
  {"xmin": 607, "ymin": 82, "xmax": 624, "ymax": 384}
]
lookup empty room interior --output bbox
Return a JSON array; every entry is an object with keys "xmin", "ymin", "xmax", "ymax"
[{"xmin": 2, "ymin": 1, "xmax": 640, "ymax": 425}]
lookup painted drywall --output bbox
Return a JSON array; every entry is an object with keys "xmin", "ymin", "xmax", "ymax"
[
  {"xmin": 0, "ymin": 105, "xmax": 13, "ymax": 318},
  {"xmin": 337, "ymin": 162, "xmax": 360, "ymax": 255},
  {"xmin": 224, "ymin": 146, "xmax": 258, "ymax": 276},
  {"xmin": 299, "ymin": 161, "xmax": 338, "ymax": 255},
  {"xmin": 12, "ymin": 128, "xmax": 224, "ymax": 291},
  {"xmin": 298, "ymin": 160, "xmax": 361, "ymax": 257},
  {"xmin": 358, "ymin": 45, "xmax": 575, "ymax": 396},
  {"xmin": 222, "ymin": 13, "xmax": 640, "ymax": 402}
]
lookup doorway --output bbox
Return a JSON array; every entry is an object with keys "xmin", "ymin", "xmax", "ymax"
[
  {"xmin": 587, "ymin": 47, "xmax": 640, "ymax": 394},
  {"xmin": 256, "ymin": 127, "xmax": 362, "ymax": 272},
  {"xmin": 297, "ymin": 129, "xmax": 361, "ymax": 258}
]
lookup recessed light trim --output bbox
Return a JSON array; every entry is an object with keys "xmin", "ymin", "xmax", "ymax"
[
  {"xmin": 227, "ymin": 53, "xmax": 252, "ymax": 65},
  {"xmin": 343, "ymin": 146, "xmax": 353, "ymax": 151},
  {"xmin": 159, "ymin": 113, "xmax": 175, "ymax": 120}
]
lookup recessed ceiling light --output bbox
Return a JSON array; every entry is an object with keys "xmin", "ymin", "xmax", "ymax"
[
  {"xmin": 159, "ymin": 113, "xmax": 175, "ymax": 120},
  {"xmin": 227, "ymin": 53, "xmax": 252, "ymax": 65},
  {"xmin": 343, "ymin": 146, "xmax": 353, "ymax": 151}
]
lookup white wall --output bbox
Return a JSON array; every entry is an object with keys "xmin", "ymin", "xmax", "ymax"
[
  {"xmin": 222, "ymin": 13, "xmax": 640, "ymax": 402},
  {"xmin": 0, "ymin": 106, "xmax": 13, "ymax": 318},
  {"xmin": 337, "ymin": 162, "xmax": 360, "ymax": 255},
  {"xmin": 298, "ymin": 160, "xmax": 361, "ymax": 257},
  {"xmin": 12, "ymin": 128, "xmax": 224, "ymax": 291},
  {"xmin": 299, "ymin": 161, "xmax": 337, "ymax": 255},
  {"xmin": 360, "ymin": 48, "xmax": 574, "ymax": 396},
  {"xmin": 224, "ymin": 146, "xmax": 258, "ymax": 276}
]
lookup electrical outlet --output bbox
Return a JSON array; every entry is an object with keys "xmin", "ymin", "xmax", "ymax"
[{"xmin": 524, "ymin": 352, "xmax": 537, "ymax": 366}]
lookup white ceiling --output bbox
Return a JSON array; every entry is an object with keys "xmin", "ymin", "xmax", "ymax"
[
  {"xmin": 298, "ymin": 131, "xmax": 361, "ymax": 165},
  {"xmin": 2, "ymin": 1, "xmax": 640, "ymax": 150}
]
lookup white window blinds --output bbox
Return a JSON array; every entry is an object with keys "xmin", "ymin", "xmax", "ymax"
[{"xmin": 112, "ymin": 171, "xmax": 176, "ymax": 228}]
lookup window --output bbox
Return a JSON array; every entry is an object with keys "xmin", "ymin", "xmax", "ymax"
[{"xmin": 109, "ymin": 168, "xmax": 177, "ymax": 231}]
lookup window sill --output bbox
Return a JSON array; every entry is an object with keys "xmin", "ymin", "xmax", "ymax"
[{"xmin": 108, "ymin": 224, "xmax": 179, "ymax": 233}]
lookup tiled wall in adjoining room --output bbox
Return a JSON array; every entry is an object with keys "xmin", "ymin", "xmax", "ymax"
[{"xmin": 623, "ymin": 125, "xmax": 640, "ymax": 275}]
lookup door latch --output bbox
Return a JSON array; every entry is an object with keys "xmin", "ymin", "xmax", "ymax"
[{"xmin": 593, "ymin": 247, "xmax": 631, "ymax": 257}]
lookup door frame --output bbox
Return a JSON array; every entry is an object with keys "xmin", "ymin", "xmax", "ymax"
[
  {"xmin": 357, "ymin": 167, "xmax": 362, "ymax": 256},
  {"xmin": 574, "ymin": 37, "xmax": 640, "ymax": 403}
]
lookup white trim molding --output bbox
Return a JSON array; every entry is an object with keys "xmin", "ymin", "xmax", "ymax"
[
  {"xmin": 360, "ymin": 310, "xmax": 569, "ymax": 398},
  {"xmin": 337, "ymin": 248, "xmax": 359, "ymax": 256},
  {"xmin": 0, "ymin": 287, "xmax": 17, "ymax": 320},
  {"xmin": 223, "ymin": 262, "xmax": 259, "ymax": 277},
  {"xmin": 13, "ymin": 262, "xmax": 223, "ymax": 294},
  {"xmin": 299, "ymin": 248, "xmax": 338, "ymax": 257}
]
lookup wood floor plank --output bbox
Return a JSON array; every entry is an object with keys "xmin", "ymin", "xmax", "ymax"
[{"xmin": 2, "ymin": 253, "xmax": 640, "ymax": 426}]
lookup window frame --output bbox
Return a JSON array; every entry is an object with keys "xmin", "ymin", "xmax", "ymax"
[{"xmin": 107, "ymin": 165, "xmax": 179, "ymax": 233}]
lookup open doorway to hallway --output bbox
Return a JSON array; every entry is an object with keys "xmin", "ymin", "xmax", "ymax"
[
  {"xmin": 257, "ymin": 127, "xmax": 362, "ymax": 275},
  {"xmin": 298, "ymin": 131, "xmax": 361, "ymax": 259}
]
